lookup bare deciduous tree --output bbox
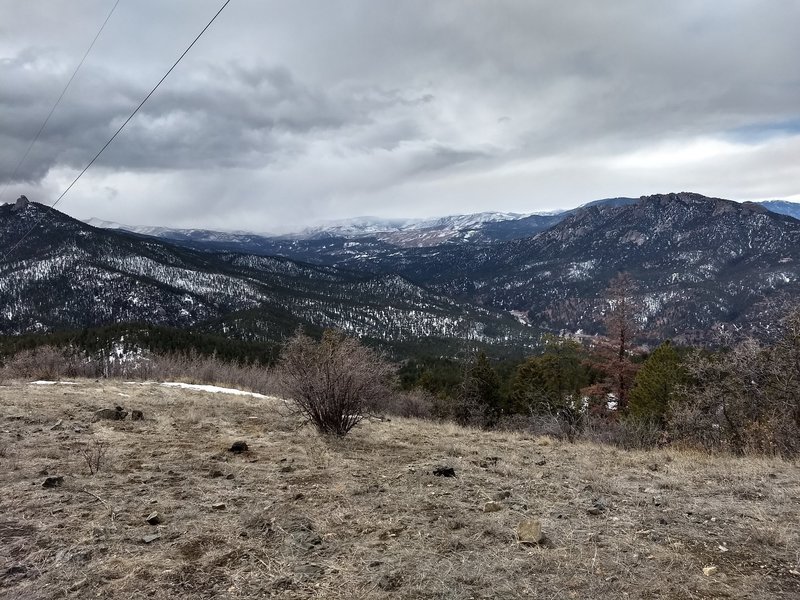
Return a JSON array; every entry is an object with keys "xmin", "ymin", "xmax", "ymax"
[
  {"xmin": 276, "ymin": 329, "xmax": 395, "ymax": 436},
  {"xmin": 583, "ymin": 272, "xmax": 641, "ymax": 412}
]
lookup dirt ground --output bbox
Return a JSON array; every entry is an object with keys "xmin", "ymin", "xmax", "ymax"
[{"xmin": 0, "ymin": 380, "xmax": 798, "ymax": 599}]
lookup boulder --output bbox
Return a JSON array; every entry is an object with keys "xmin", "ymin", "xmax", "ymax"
[
  {"xmin": 517, "ymin": 519, "xmax": 544, "ymax": 545},
  {"xmin": 92, "ymin": 407, "xmax": 127, "ymax": 422}
]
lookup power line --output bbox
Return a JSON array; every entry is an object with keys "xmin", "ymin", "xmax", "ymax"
[
  {"xmin": 1, "ymin": 0, "xmax": 233, "ymax": 264},
  {"xmin": 0, "ymin": 0, "xmax": 122, "ymax": 205}
]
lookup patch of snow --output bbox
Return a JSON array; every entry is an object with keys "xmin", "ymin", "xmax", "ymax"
[
  {"xmin": 158, "ymin": 382, "xmax": 268, "ymax": 398},
  {"xmin": 30, "ymin": 380, "xmax": 79, "ymax": 385}
]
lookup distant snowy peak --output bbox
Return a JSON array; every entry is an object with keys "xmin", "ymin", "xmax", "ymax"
[
  {"xmin": 294, "ymin": 211, "xmax": 557, "ymax": 240},
  {"xmin": 82, "ymin": 218, "xmax": 272, "ymax": 242}
]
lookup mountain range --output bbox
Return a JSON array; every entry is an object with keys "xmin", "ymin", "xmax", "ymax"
[{"xmin": 3, "ymin": 192, "xmax": 800, "ymax": 351}]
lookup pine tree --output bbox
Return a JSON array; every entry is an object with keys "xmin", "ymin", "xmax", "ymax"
[{"xmin": 628, "ymin": 341, "xmax": 685, "ymax": 424}]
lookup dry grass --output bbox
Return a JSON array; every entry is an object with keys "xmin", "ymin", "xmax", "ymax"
[{"xmin": 0, "ymin": 380, "xmax": 798, "ymax": 599}]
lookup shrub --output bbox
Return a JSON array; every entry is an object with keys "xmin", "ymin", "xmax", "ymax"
[{"xmin": 276, "ymin": 329, "xmax": 395, "ymax": 436}]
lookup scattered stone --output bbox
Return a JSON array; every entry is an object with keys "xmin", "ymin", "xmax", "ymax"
[
  {"xmin": 659, "ymin": 517, "xmax": 669, "ymax": 525},
  {"xmin": 5, "ymin": 564, "xmax": 28, "ymax": 577},
  {"xmin": 703, "ymin": 565, "xmax": 718, "ymax": 577},
  {"xmin": 377, "ymin": 571, "xmax": 403, "ymax": 591},
  {"xmin": 479, "ymin": 456, "xmax": 500, "ymax": 468},
  {"xmin": 294, "ymin": 493, "xmax": 306, "ymax": 501},
  {"xmin": 493, "ymin": 490, "xmax": 512, "ymax": 501},
  {"xmin": 483, "ymin": 501, "xmax": 503, "ymax": 513},
  {"xmin": 50, "ymin": 419, "xmax": 64, "ymax": 431},
  {"xmin": 432, "ymin": 466, "xmax": 456, "ymax": 477},
  {"xmin": 131, "ymin": 410, "xmax": 144, "ymax": 421},
  {"xmin": 42, "ymin": 476, "xmax": 64, "ymax": 489},
  {"xmin": 517, "ymin": 519, "xmax": 544, "ymax": 545},
  {"xmin": 280, "ymin": 465, "xmax": 295, "ymax": 473},
  {"xmin": 647, "ymin": 463, "xmax": 660, "ymax": 472},
  {"xmin": 225, "ymin": 474, "xmax": 235, "ymax": 480},
  {"xmin": 211, "ymin": 502, "xmax": 226, "ymax": 511},
  {"xmin": 209, "ymin": 470, "xmax": 225, "ymax": 478},
  {"xmin": 92, "ymin": 407, "xmax": 127, "ymax": 422},
  {"xmin": 295, "ymin": 563, "xmax": 325, "ymax": 577},
  {"xmin": 229, "ymin": 441, "xmax": 248, "ymax": 453},
  {"xmin": 141, "ymin": 534, "xmax": 161, "ymax": 544},
  {"xmin": 145, "ymin": 512, "xmax": 162, "ymax": 525},
  {"xmin": 536, "ymin": 459, "xmax": 547, "ymax": 466},
  {"xmin": 271, "ymin": 576, "xmax": 294, "ymax": 590}
]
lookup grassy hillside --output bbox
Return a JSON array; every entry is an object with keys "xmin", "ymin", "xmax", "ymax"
[{"xmin": 1, "ymin": 381, "xmax": 798, "ymax": 599}]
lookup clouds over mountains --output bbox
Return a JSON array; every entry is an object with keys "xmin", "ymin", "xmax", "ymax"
[{"xmin": 1, "ymin": 0, "xmax": 799, "ymax": 230}]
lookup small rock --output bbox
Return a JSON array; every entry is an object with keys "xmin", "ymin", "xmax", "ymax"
[
  {"xmin": 295, "ymin": 563, "xmax": 325, "ymax": 577},
  {"xmin": 479, "ymin": 456, "xmax": 500, "ymax": 468},
  {"xmin": 51, "ymin": 419, "xmax": 64, "ymax": 431},
  {"xmin": 145, "ymin": 512, "xmax": 162, "ymax": 525},
  {"xmin": 92, "ymin": 407, "xmax": 127, "ymax": 422},
  {"xmin": 432, "ymin": 466, "xmax": 456, "ymax": 477},
  {"xmin": 517, "ymin": 519, "xmax": 544, "ymax": 545},
  {"xmin": 141, "ymin": 534, "xmax": 161, "ymax": 544},
  {"xmin": 280, "ymin": 465, "xmax": 295, "ymax": 473},
  {"xmin": 587, "ymin": 506, "xmax": 603, "ymax": 516},
  {"xmin": 483, "ymin": 501, "xmax": 503, "ymax": 513},
  {"xmin": 493, "ymin": 490, "xmax": 511, "ymax": 501},
  {"xmin": 703, "ymin": 565, "xmax": 718, "ymax": 577},
  {"xmin": 271, "ymin": 576, "xmax": 294, "ymax": 590},
  {"xmin": 229, "ymin": 441, "xmax": 248, "ymax": 453},
  {"xmin": 42, "ymin": 476, "xmax": 64, "ymax": 489},
  {"xmin": 377, "ymin": 571, "xmax": 403, "ymax": 591},
  {"xmin": 212, "ymin": 502, "xmax": 226, "ymax": 510},
  {"xmin": 536, "ymin": 459, "xmax": 547, "ymax": 466},
  {"xmin": 131, "ymin": 410, "xmax": 144, "ymax": 421},
  {"xmin": 294, "ymin": 493, "xmax": 305, "ymax": 501}
]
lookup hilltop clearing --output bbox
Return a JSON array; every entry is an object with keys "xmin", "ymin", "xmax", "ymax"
[{"xmin": 1, "ymin": 381, "xmax": 798, "ymax": 599}]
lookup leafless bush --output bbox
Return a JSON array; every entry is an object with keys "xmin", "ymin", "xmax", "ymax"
[
  {"xmin": 1, "ymin": 346, "xmax": 99, "ymax": 380},
  {"xmin": 79, "ymin": 440, "xmax": 108, "ymax": 475},
  {"xmin": 582, "ymin": 415, "xmax": 662, "ymax": 450},
  {"xmin": 670, "ymin": 327, "xmax": 800, "ymax": 458},
  {"xmin": 276, "ymin": 329, "xmax": 395, "ymax": 436},
  {"xmin": 145, "ymin": 352, "xmax": 278, "ymax": 395},
  {"xmin": 383, "ymin": 389, "xmax": 435, "ymax": 419}
]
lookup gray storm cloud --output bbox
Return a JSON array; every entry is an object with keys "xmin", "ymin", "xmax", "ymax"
[{"xmin": 1, "ymin": 0, "xmax": 799, "ymax": 231}]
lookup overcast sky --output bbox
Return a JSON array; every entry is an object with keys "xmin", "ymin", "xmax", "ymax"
[{"xmin": 1, "ymin": 0, "xmax": 799, "ymax": 232}]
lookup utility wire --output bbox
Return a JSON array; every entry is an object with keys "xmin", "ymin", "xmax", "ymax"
[
  {"xmin": 0, "ymin": 0, "xmax": 122, "ymax": 205},
  {"xmin": 1, "ymin": 0, "xmax": 232, "ymax": 264}
]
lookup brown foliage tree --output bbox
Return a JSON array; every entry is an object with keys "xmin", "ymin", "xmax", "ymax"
[{"xmin": 582, "ymin": 273, "xmax": 641, "ymax": 412}]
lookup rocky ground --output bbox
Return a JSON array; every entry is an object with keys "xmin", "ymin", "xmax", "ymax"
[{"xmin": 1, "ymin": 380, "xmax": 799, "ymax": 599}]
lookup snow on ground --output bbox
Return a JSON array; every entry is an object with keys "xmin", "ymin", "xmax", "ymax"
[
  {"xmin": 28, "ymin": 380, "xmax": 268, "ymax": 398},
  {"xmin": 157, "ymin": 382, "xmax": 268, "ymax": 398}
]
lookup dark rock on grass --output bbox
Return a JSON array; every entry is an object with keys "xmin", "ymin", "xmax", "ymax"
[
  {"xmin": 295, "ymin": 563, "xmax": 325, "ymax": 578},
  {"xmin": 131, "ymin": 410, "xmax": 144, "ymax": 421},
  {"xmin": 145, "ymin": 512, "xmax": 162, "ymax": 525},
  {"xmin": 229, "ymin": 441, "xmax": 248, "ymax": 453},
  {"xmin": 42, "ymin": 476, "xmax": 64, "ymax": 489},
  {"xmin": 433, "ymin": 466, "xmax": 456, "ymax": 477},
  {"xmin": 92, "ymin": 407, "xmax": 127, "ymax": 422},
  {"xmin": 378, "ymin": 571, "xmax": 403, "ymax": 591}
]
